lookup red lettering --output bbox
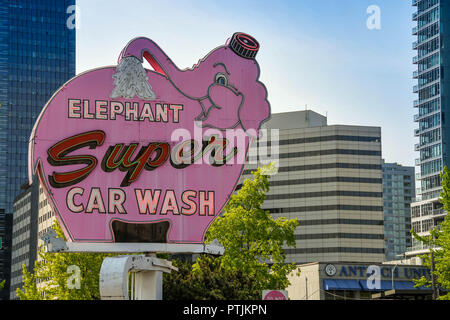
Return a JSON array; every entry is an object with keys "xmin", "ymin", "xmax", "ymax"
[
  {"xmin": 46, "ymin": 130, "xmax": 237, "ymax": 188},
  {"xmin": 181, "ymin": 190, "xmax": 197, "ymax": 215},
  {"xmin": 101, "ymin": 143, "xmax": 170, "ymax": 187},
  {"xmin": 47, "ymin": 131, "xmax": 105, "ymax": 188}
]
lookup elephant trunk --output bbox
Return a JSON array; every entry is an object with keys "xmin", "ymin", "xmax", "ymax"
[{"xmin": 118, "ymin": 37, "xmax": 179, "ymax": 77}]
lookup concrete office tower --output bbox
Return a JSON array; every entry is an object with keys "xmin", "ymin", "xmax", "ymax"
[
  {"xmin": 36, "ymin": 186, "xmax": 56, "ymax": 251},
  {"xmin": 0, "ymin": 0, "xmax": 76, "ymax": 299},
  {"xmin": 35, "ymin": 184, "xmax": 56, "ymax": 294},
  {"xmin": 241, "ymin": 110, "xmax": 384, "ymax": 264},
  {"xmin": 0, "ymin": 213, "xmax": 12, "ymax": 299},
  {"xmin": 9, "ymin": 180, "xmax": 55, "ymax": 300},
  {"xmin": 409, "ymin": 0, "xmax": 449, "ymax": 257},
  {"xmin": 382, "ymin": 161, "xmax": 415, "ymax": 261},
  {"xmin": 9, "ymin": 181, "xmax": 38, "ymax": 299}
]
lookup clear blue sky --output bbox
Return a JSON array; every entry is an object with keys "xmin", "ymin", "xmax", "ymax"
[{"xmin": 76, "ymin": 0, "xmax": 416, "ymax": 167}]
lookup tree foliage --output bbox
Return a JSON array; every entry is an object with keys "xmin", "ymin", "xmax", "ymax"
[
  {"xmin": 164, "ymin": 255, "xmax": 260, "ymax": 300},
  {"xmin": 0, "ymin": 279, "xmax": 4, "ymax": 291},
  {"xmin": 201, "ymin": 163, "xmax": 300, "ymax": 292},
  {"xmin": 411, "ymin": 166, "xmax": 450, "ymax": 300},
  {"xmin": 17, "ymin": 221, "xmax": 117, "ymax": 300}
]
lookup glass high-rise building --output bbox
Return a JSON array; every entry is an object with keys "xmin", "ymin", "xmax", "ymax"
[
  {"xmin": 382, "ymin": 160, "xmax": 415, "ymax": 261},
  {"xmin": 0, "ymin": 0, "xmax": 76, "ymax": 216},
  {"xmin": 0, "ymin": 213, "xmax": 12, "ymax": 300},
  {"xmin": 409, "ymin": 0, "xmax": 449, "ymax": 257},
  {"xmin": 0, "ymin": 0, "xmax": 76, "ymax": 300},
  {"xmin": 413, "ymin": 0, "xmax": 445, "ymax": 201}
]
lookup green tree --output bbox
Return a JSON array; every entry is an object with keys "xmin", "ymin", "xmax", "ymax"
[
  {"xmin": 411, "ymin": 166, "xmax": 450, "ymax": 300},
  {"xmin": 200, "ymin": 163, "xmax": 299, "ymax": 293},
  {"xmin": 164, "ymin": 255, "xmax": 260, "ymax": 300},
  {"xmin": 17, "ymin": 221, "xmax": 117, "ymax": 300},
  {"xmin": 0, "ymin": 279, "xmax": 4, "ymax": 290}
]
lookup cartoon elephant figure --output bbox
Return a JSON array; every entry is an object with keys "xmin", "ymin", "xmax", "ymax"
[
  {"xmin": 112, "ymin": 32, "xmax": 271, "ymax": 137},
  {"xmin": 30, "ymin": 32, "xmax": 272, "ymax": 244}
]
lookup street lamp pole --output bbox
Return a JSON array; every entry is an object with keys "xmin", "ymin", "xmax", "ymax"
[{"xmin": 391, "ymin": 264, "xmax": 398, "ymax": 291}]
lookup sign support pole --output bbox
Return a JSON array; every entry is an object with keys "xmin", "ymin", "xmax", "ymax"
[{"xmin": 41, "ymin": 229, "xmax": 224, "ymax": 300}]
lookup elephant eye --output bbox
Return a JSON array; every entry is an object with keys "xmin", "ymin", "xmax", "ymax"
[{"xmin": 215, "ymin": 73, "xmax": 228, "ymax": 86}]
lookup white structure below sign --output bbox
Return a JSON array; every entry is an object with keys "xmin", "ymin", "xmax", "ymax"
[{"xmin": 99, "ymin": 255, "xmax": 178, "ymax": 300}]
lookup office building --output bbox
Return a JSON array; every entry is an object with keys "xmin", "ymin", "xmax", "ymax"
[
  {"xmin": 0, "ymin": 0, "xmax": 76, "ymax": 299},
  {"xmin": 9, "ymin": 187, "xmax": 33, "ymax": 300},
  {"xmin": 0, "ymin": 0, "xmax": 76, "ymax": 215},
  {"xmin": 409, "ymin": 197, "xmax": 447, "ymax": 256},
  {"xmin": 409, "ymin": 0, "xmax": 448, "ymax": 257},
  {"xmin": 382, "ymin": 161, "xmax": 415, "ymax": 261},
  {"xmin": 241, "ymin": 110, "xmax": 385, "ymax": 264},
  {"xmin": 9, "ymin": 178, "xmax": 39, "ymax": 300},
  {"xmin": 0, "ymin": 213, "xmax": 12, "ymax": 300},
  {"xmin": 9, "ymin": 177, "xmax": 55, "ymax": 300}
]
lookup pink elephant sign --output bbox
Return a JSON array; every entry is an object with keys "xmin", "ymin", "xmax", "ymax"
[{"xmin": 29, "ymin": 32, "xmax": 271, "ymax": 243}]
